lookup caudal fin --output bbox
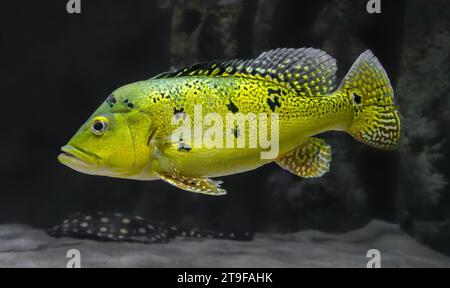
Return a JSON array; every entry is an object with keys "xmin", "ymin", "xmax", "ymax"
[{"xmin": 339, "ymin": 50, "xmax": 400, "ymax": 150}]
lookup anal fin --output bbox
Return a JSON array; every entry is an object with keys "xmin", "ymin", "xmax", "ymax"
[
  {"xmin": 158, "ymin": 173, "xmax": 227, "ymax": 196},
  {"xmin": 276, "ymin": 137, "xmax": 332, "ymax": 178}
]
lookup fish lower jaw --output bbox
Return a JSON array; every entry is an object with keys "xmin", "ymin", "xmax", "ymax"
[
  {"xmin": 58, "ymin": 145, "xmax": 99, "ymax": 173},
  {"xmin": 58, "ymin": 159, "xmax": 130, "ymax": 178},
  {"xmin": 58, "ymin": 153, "xmax": 100, "ymax": 174}
]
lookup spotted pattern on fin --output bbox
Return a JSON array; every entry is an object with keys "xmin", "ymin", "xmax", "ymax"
[
  {"xmin": 276, "ymin": 137, "xmax": 331, "ymax": 178},
  {"xmin": 158, "ymin": 173, "xmax": 227, "ymax": 196},
  {"xmin": 340, "ymin": 50, "xmax": 400, "ymax": 150},
  {"xmin": 152, "ymin": 48, "xmax": 337, "ymax": 97},
  {"xmin": 47, "ymin": 212, "xmax": 253, "ymax": 243}
]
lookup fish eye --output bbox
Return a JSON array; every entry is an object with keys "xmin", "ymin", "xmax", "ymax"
[{"xmin": 90, "ymin": 118, "xmax": 109, "ymax": 135}]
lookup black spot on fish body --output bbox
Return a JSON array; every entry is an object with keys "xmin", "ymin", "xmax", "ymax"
[
  {"xmin": 106, "ymin": 94, "xmax": 117, "ymax": 107},
  {"xmin": 226, "ymin": 100, "xmax": 239, "ymax": 113},
  {"xmin": 178, "ymin": 143, "xmax": 192, "ymax": 152},
  {"xmin": 160, "ymin": 92, "xmax": 170, "ymax": 99},
  {"xmin": 121, "ymin": 99, "xmax": 134, "ymax": 108},
  {"xmin": 173, "ymin": 107, "xmax": 184, "ymax": 116},
  {"xmin": 353, "ymin": 93, "xmax": 362, "ymax": 104},
  {"xmin": 267, "ymin": 96, "xmax": 281, "ymax": 112},
  {"xmin": 267, "ymin": 88, "xmax": 281, "ymax": 95},
  {"xmin": 178, "ymin": 146, "xmax": 192, "ymax": 152}
]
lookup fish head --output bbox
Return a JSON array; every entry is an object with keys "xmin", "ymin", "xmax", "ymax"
[{"xmin": 58, "ymin": 86, "xmax": 154, "ymax": 178}]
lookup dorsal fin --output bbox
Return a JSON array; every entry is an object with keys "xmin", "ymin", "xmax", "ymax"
[{"xmin": 152, "ymin": 48, "xmax": 338, "ymax": 96}]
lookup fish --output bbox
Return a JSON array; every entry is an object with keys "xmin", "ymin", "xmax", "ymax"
[
  {"xmin": 47, "ymin": 212, "xmax": 253, "ymax": 243},
  {"xmin": 58, "ymin": 48, "xmax": 400, "ymax": 195}
]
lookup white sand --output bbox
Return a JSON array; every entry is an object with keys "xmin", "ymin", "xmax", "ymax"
[{"xmin": 0, "ymin": 220, "xmax": 449, "ymax": 268}]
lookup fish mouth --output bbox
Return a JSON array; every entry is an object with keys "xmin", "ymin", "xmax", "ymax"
[{"xmin": 58, "ymin": 145, "xmax": 99, "ymax": 170}]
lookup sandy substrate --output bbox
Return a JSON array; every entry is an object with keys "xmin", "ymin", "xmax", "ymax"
[{"xmin": 0, "ymin": 220, "xmax": 449, "ymax": 268}]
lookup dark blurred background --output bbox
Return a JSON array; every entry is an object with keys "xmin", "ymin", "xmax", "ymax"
[{"xmin": 1, "ymin": 0, "xmax": 449, "ymax": 249}]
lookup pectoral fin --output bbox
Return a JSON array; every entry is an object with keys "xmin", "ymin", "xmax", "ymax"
[
  {"xmin": 157, "ymin": 172, "xmax": 227, "ymax": 196},
  {"xmin": 276, "ymin": 137, "xmax": 332, "ymax": 178}
]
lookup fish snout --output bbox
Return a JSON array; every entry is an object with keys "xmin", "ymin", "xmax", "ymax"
[{"xmin": 58, "ymin": 145, "xmax": 99, "ymax": 169}]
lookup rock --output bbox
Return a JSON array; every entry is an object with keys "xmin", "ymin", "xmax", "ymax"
[
  {"xmin": 401, "ymin": 216, "xmax": 450, "ymax": 257},
  {"xmin": 169, "ymin": 0, "xmax": 256, "ymax": 69},
  {"xmin": 395, "ymin": 0, "xmax": 450, "ymax": 218}
]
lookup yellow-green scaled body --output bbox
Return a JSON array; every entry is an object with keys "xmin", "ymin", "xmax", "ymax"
[{"xmin": 59, "ymin": 48, "xmax": 400, "ymax": 195}]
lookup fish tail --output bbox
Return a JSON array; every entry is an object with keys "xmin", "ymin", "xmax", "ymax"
[{"xmin": 339, "ymin": 50, "xmax": 401, "ymax": 150}]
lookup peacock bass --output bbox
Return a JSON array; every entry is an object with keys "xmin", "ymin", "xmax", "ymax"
[{"xmin": 58, "ymin": 48, "xmax": 401, "ymax": 195}]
